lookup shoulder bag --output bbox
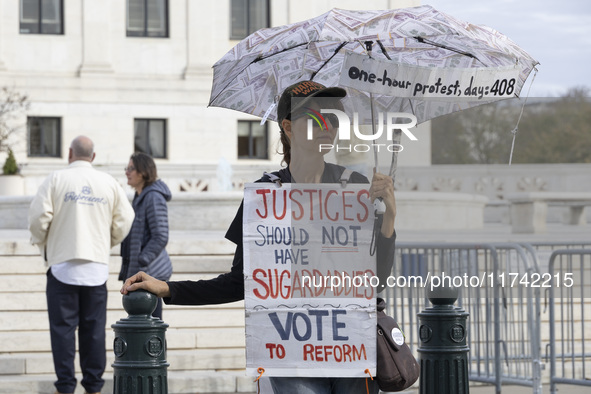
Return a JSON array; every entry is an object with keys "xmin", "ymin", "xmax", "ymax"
[{"xmin": 376, "ymin": 298, "xmax": 420, "ymax": 391}]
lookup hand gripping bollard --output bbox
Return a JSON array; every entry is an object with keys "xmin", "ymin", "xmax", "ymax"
[
  {"xmin": 112, "ymin": 290, "xmax": 169, "ymax": 394},
  {"xmin": 417, "ymin": 285, "xmax": 470, "ymax": 394}
]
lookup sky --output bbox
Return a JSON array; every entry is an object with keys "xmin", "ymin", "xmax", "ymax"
[{"xmin": 425, "ymin": 0, "xmax": 591, "ymax": 97}]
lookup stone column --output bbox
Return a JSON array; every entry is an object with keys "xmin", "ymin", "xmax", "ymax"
[
  {"xmin": 183, "ymin": 0, "xmax": 217, "ymax": 79},
  {"xmin": 78, "ymin": 0, "xmax": 113, "ymax": 76},
  {"xmin": 0, "ymin": 1, "xmax": 7, "ymax": 71}
]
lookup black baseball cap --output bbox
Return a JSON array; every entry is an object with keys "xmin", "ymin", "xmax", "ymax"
[{"xmin": 277, "ymin": 81, "xmax": 346, "ymax": 127}]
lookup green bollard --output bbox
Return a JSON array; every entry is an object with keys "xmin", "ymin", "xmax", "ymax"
[
  {"xmin": 418, "ymin": 285, "xmax": 470, "ymax": 394},
  {"xmin": 112, "ymin": 290, "xmax": 169, "ymax": 394}
]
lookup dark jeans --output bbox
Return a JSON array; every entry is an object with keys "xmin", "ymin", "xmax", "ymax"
[{"xmin": 46, "ymin": 269, "xmax": 107, "ymax": 394}]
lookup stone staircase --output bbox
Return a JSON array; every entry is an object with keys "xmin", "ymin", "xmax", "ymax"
[{"xmin": 0, "ymin": 230, "xmax": 257, "ymax": 394}]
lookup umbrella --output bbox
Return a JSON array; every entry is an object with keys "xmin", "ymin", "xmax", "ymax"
[{"xmin": 209, "ymin": 5, "xmax": 538, "ymax": 172}]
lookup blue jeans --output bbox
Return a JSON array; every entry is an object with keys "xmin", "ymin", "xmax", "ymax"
[{"xmin": 269, "ymin": 376, "xmax": 379, "ymax": 394}]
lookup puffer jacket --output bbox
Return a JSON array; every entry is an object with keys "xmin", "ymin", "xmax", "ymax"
[{"xmin": 119, "ymin": 179, "xmax": 173, "ymax": 281}]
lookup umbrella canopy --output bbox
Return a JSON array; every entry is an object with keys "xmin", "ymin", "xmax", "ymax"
[{"xmin": 209, "ymin": 5, "xmax": 538, "ymax": 125}]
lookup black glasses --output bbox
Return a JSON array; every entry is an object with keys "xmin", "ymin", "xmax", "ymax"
[
  {"xmin": 124, "ymin": 166, "xmax": 136, "ymax": 172},
  {"xmin": 290, "ymin": 111, "xmax": 339, "ymax": 128}
]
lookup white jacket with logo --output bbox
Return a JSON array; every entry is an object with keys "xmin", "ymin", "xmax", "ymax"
[{"xmin": 28, "ymin": 160, "xmax": 135, "ymax": 266}]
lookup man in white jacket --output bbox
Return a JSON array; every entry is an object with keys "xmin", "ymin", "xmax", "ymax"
[{"xmin": 29, "ymin": 135, "xmax": 134, "ymax": 394}]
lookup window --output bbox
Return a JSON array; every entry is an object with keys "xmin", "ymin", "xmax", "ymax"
[
  {"xmin": 134, "ymin": 119, "xmax": 167, "ymax": 158},
  {"xmin": 28, "ymin": 117, "xmax": 61, "ymax": 157},
  {"xmin": 20, "ymin": 0, "xmax": 64, "ymax": 34},
  {"xmin": 127, "ymin": 0, "xmax": 168, "ymax": 37},
  {"xmin": 230, "ymin": 0, "xmax": 269, "ymax": 40},
  {"xmin": 238, "ymin": 120, "xmax": 267, "ymax": 159}
]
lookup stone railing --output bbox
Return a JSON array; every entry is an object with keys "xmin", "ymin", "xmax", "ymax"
[
  {"xmin": 507, "ymin": 192, "xmax": 591, "ymax": 233},
  {"xmin": 7, "ymin": 163, "xmax": 591, "ymax": 230},
  {"xmin": 0, "ymin": 191, "xmax": 488, "ymax": 231}
]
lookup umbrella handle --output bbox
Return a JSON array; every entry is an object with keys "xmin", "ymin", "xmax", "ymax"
[{"xmin": 369, "ymin": 93, "xmax": 379, "ymax": 171}]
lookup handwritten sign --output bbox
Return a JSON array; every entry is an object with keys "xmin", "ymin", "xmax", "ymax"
[
  {"xmin": 339, "ymin": 51, "xmax": 521, "ymax": 100},
  {"xmin": 243, "ymin": 183, "xmax": 377, "ymax": 377}
]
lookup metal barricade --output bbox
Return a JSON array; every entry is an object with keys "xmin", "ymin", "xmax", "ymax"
[
  {"xmin": 386, "ymin": 242, "xmax": 542, "ymax": 394},
  {"xmin": 525, "ymin": 242, "xmax": 591, "ymax": 273},
  {"xmin": 490, "ymin": 244, "xmax": 542, "ymax": 394},
  {"xmin": 548, "ymin": 249, "xmax": 591, "ymax": 394},
  {"xmin": 527, "ymin": 242, "xmax": 591, "ymax": 251}
]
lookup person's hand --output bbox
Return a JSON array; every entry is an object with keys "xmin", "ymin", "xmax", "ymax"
[
  {"xmin": 369, "ymin": 171, "xmax": 396, "ymax": 238},
  {"xmin": 121, "ymin": 271, "xmax": 171, "ymax": 298}
]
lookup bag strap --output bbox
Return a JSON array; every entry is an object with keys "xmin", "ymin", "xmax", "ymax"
[
  {"xmin": 263, "ymin": 172, "xmax": 282, "ymax": 187},
  {"xmin": 340, "ymin": 168, "xmax": 353, "ymax": 188},
  {"xmin": 376, "ymin": 297, "xmax": 386, "ymax": 312}
]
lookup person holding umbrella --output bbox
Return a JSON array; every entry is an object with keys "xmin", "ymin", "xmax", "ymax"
[{"xmin": 121, "ymin": 81, "xmax": 396, "ymax": 393}]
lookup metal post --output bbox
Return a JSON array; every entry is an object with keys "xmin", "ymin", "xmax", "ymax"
[
  {"xmin": 112, "ymin": 290, "xmax": 169, "ymax": 394},
  {"xmin": 418, "ymin": 285, "xmax": 470, "ymax": 394}
]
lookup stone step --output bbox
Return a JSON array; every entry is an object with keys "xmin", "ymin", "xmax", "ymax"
[
  {"xmin": 2, "ymin": 272, "xmax": 224, "ymax": 295},
  {"xmin": 2, "ymin": 291, "xmax": 132, "ymax": 311},
  {"xmin": 0, "ymin": 230, "xmax": 235, "ymax": 257},
  {"xmin": 2, "ymin": 288, "xmax": 241, "ymax": 311},
  {"xmin": 0, "ymin": 254, "xmax": 234, "ymax": 275},
  {"xmin": 0, "ymin": 305, "xmax": 245, "ymax": 331},
  {"xmin": 0, "ymin": 326, "xmax": 245, "ymax": 354},
  {"xmin": 0, "ymin": 370, "xmax": 258, "ymax": 394},
  {"xmin": 159, "ymin": 255, "xmax": 234, "ymax": 273},
  {"xmin": 0, "ymin": 347, "xmax": 246, "ymax": 376}
]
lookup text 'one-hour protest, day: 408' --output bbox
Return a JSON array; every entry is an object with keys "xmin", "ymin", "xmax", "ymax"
[{"xmin": 347, "ymin": 66, "xmax": 517, "ymax": 99}]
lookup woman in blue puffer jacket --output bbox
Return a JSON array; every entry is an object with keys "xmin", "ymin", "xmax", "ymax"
[{"xmin": 120, "ymin": 152, "xmax": 173, "ymax": 318}]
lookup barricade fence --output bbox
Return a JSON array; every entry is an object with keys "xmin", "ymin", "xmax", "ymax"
[
  {"xmin": 383, "ymin": 242, "xmax": 591, "ymax": 393},
  {"xmin": 548, "ymin": 249, "xmax": 591, "ymax": 394},
  {"xmin": 386, "ymin": 242, "xmax": 541, "ymax": 394},
  {"xmin": 527, "ymin": 242, "xmax": 591, "ymax": 273}
]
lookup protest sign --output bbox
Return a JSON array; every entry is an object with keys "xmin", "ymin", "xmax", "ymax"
[{"xmin": 243, "ymin": 183, "xmax": 377, "ymax": 377}]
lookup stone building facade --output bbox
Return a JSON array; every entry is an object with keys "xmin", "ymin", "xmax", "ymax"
[{"xmin": 0, "ymin": 0, "xmax": 428, "ymax": 196}]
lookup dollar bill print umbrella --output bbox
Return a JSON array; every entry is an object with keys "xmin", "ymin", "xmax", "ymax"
[{"xmin": 209, "ymin": 5, "xmax": 538, "ymax": 170}]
